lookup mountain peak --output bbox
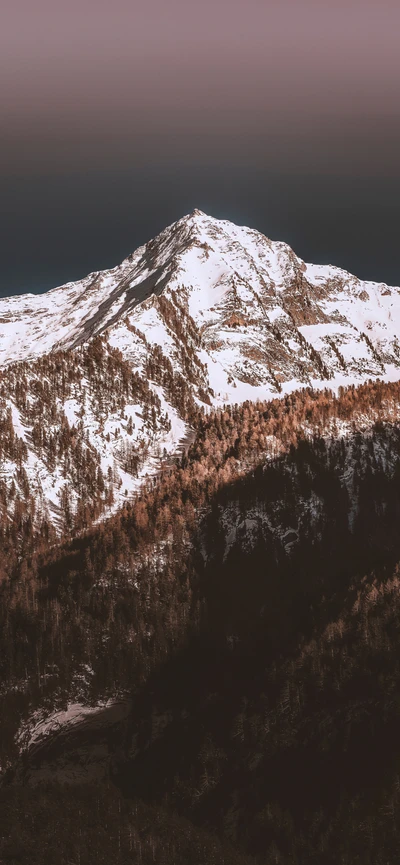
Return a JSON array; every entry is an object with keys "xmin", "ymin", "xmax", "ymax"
[
  {"xmin": 1, "ymin": 210, "xmax": 400, "ymax": 537},
  {"xmin": 0, "ymin": 210, "xmax": 399, "ymax": 399},
  {"xmin": 188, "ymin": 208, "xmax": 206, "ymax": 218}
]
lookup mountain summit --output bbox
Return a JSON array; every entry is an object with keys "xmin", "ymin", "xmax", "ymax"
[
  {"xmin": 1, "ymin": 210, "xmax": 400, "ymax": 529},
  {"xmin": 1, "ymin": 209, "xmax": 400, "ymax": 396}
]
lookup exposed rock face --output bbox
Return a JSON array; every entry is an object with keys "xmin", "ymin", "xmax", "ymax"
[
  {"xmin": 1, "ymin": 209, "xmax": 400, "ymax": 530},
  {"xmin": 8, "ymin": 701, "xmax": 132, "ymax": 786},
  {"xmin": 1, "ymin": 209, "xmax": 400, "ymax": 390}
]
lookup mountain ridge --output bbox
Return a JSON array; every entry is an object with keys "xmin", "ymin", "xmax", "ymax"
[
  {"xmin": 1, "ymin": 209, "xmax": 400, "ymax": 534},
  {"xmin": 1, "ymin": 209, "xmax": 400, "ymax": 386}
]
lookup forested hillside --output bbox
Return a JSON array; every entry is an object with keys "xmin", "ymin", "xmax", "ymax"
[
  {"xmin": 0, "ymin": 333, "xmax": 201, "ymax": 557},
  {"xmin": 0, "ymin": 784, "xmax": 257, "ymax": 865},
  {"xmin": 2, "ymin": 378, "xmax": 400, "ymax": 862}
]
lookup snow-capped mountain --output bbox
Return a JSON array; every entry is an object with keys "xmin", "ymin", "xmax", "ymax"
[
  {"xmin": 2, "ymin": 208, "xmax": 400, "ymax": 388},
  {"xmin": 1, "ymin": 209, "xmax": 400, "ymax": 532}
]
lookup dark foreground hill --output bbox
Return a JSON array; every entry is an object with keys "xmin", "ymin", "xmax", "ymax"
[{"xmin": 2, "ymin": 379, "xmax": 400, "ymax": 862}]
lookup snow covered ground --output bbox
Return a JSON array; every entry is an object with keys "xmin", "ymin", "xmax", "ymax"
[
  {"xmin": 1, "ymin": 209, "xmax": 399, "ymax": 388},
  {"xmin": 1, "ymin": 209, "xmax": 400, "ymax": 531}
]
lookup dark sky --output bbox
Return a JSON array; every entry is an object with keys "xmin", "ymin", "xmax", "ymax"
[{"xmin": 1, "ymin": 0, "xmax": 400, "ymax": 296}]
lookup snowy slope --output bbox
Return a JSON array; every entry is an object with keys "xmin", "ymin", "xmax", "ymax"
[
  {"xmin": 1, "ymin": 209, "xmax": 400, "ymax": 531},
  {"xmin": 1, "ymin": 209, "xmax": 400, "ymax": 392}
]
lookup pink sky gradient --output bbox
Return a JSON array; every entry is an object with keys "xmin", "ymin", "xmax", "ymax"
[{"xmin": 1, "ymin": 0, "xmax": 400, "ymax": 174}]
